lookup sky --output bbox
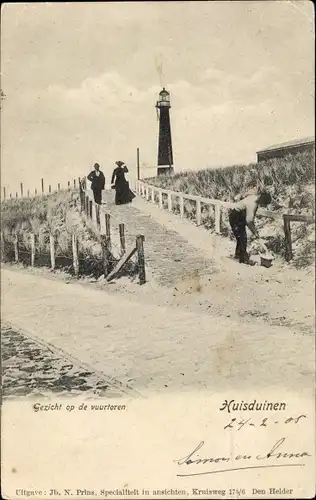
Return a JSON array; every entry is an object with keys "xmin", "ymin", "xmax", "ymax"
[{"xmin": 1, "ymin": 1, "xmax": 314, "ymax": 196}]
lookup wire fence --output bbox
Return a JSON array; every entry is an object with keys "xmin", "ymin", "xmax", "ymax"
[
  {"xmin": 1, "ymin": 233, "xmax": 142, "ymax": 281},
  {"xmin": 1, "ymin": 181, "xmax": 146, "ymax": 284},
  {"xmin": 2, "ymin": 177, "xmax": 81, "ymax": 201}
]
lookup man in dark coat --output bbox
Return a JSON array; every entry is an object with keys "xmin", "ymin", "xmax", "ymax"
[
  {"xmin": 87, "ymin": 163, "xmax": 105, "ymax": 205},
  {"xmin": 228, "ymin": 191, "xmax": 272, "ymax": 264}
]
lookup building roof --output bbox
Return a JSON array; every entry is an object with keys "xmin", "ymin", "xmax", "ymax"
[{"xmin": 257, "ymin": 136, "xmax": 315, "ymax": 154}]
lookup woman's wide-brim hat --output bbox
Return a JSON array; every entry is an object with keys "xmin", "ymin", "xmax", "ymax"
[{"xmin": 115, "ymin": 161, "xmax": 125, "ymax": 167}]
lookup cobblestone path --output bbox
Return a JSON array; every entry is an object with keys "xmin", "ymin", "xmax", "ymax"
[
  {"xmin": 100, "ymin": 190, "xmax": 216, "ymax": 287},
  {"xmin": 2, "ymin": 324, "xmax": 125, "ymax": 399}
]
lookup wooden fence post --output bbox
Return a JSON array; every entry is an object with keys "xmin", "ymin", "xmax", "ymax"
[
  {"xmin": 73, "ymin": 179, "xmax": 76, "ymax": 189},
  {"xmin": 49, "ymin": 234, "xmax": 56, "ymax": 270},
  {"xmin": 146, "ymin": 186, "xmax": 149, "ymax": 201},
  {"xmin": 35, "ymin": 188, "xmax": 37, "ymax": 196},
  {"xmin": 215, "ymin": 204, "xmax": 221, "ymax": 234},
  {"xmin": 89, "ymin": 200, "xmax": 93, "ymax": 218},
  {"xmin": 85, "ymin": 196, "xmax": 89, "ymax": 215},
  {"xmin": 92, "ymin": 203, "xmax": 98, "ymax": 226},
  {"xmin": 159, "ymin": 190, "xmax": 163, "ymax": 209},
  {"xmin": 283, "ymin": 215, "xmax": 293, "ymax": 261},
  {"xmin": 91, "ymin": 202, "xmax": 96, "ymax": 222},
  {"xmin": 14, "ymin": 234, "xmax": 19, "ymax": 262},
  {"xmin": 3, "ymin": 187, "xmax": 6, "ymax": 200},
  {"xmin": 79, "ymin": 184, "xmax": 85, "ymax": 213},
  {"xmin": 79, "ymin": 177, "xmax": 84, "ymax": 206},
  {"xmin": 20, "ymin": 183, "xmax": 24, "ymax": 197},
  {"xmin": 151, "ymin": 187, "xmax": 155, "ymax": 203},
  {"xmin": 137, "ymin": 147, "xmax": 140, "ymax": 180},
  {"xmin": 168, "ymin": 193, "xmax": 172, "ymax": 212},
  {"xmin": 58, "ymin": 183, "xmax": 61, "ymax": 191},
  {"xmin": 136, "ymin": 235, "xmax": 146, "ymax": 285},
  {"xmin": 1, "ymin": 231, "xmax": 5, "ymax": 261},
  {"xmin": 179, "ymin": 195, "xmax": 184, "ymax": 219},
  {"xmin": 68, "ymin": 181, "xmax": 71, "ymax": 189},
  {"xmin": 27, "ymin": 189, "xmax": 30, "ymax": 197},
  {"xmin": 72, "ymin": 233, "xmax": 79, "ymax": 277},
  {"xmin": 105, "ymin": 213, "xmax": 111, "ymax": 245},
  {"xmin": 49, "ymin": 185, "xmax": 52, "ymax": 194},
  {"xmin": 196, "ymin": 198, "xmax": 201, "ymax": 226},
  {"xmin": 30, "ymin": 233, "xmax": 36, "ymax": 267},
  {"xmin": 96, "ymin": 204, "xmax": 101, "ymax": 230},
  {"xmin": 15, "ymin": 192, "xmax": 18, "ymax": 199},
  {"xmin": 101, "ymin": 235, "xmax": 112, "ymax": 276},
  {"xmin": 41, "ymin": 178, "xmax": 44, "ymax": 194},
  {"xmin": 119, "ymin": 223, "xmax": 126, "ymax": 256}
]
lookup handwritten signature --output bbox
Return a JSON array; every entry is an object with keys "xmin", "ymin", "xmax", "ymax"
[
  {"xmin": 224, "ymin": 414, "xmax": 307, "ymax": 431},
  {"xmin": 175, "ymin": 437, "xmax": 311, "ymax": 477}
]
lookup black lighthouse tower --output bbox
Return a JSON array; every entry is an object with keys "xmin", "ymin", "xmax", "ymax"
[{"xmin": 156, "ymin": 88, "xmax": 174, "ymax": 176}]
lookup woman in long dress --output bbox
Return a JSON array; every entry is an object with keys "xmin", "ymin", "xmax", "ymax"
[{"xmin": 111, "ymin": 161, "xmax": 135, "ymax": 205}]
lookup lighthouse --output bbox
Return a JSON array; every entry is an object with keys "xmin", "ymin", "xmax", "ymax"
[{"xmin": 156, "ymin": 88, "xmax": 174, "ymax": 176}]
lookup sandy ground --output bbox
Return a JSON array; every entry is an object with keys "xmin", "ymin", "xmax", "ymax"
[
  {"xmin": 1, "ymin": 190, "xmax": 314, "ymax": 398},
  {"xmin": 98, "ymin": 190, "xmax": 315, "ymax": 336},
  {"xmin": 2, "ymin": 266, "xmax": 314, "ymax": 399}
]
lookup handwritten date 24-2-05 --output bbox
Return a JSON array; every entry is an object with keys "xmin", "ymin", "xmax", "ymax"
[
  {"xmin": 175, "ymin": 437, "xmax": 311, "ymax": 477},
  {"xmin": 224, "ymin": 414, "xmax": 307, "ymax": 431}
]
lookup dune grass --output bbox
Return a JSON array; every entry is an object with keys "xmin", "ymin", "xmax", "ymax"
[
  {"xmin": 1, "ymin": 189, "xmax": 139, "ymax": 278},
  {"xmin": 1, "ymin": 190, "xmax": 106, "ymax": 275},
  {"xmin": 148, "ymin": 151, "xmax": 314, "ymax": 203},
  {"xmin": 146, "ymin": 151, "xmax": 315, "ymax": 267}
]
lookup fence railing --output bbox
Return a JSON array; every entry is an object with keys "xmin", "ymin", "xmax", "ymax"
[{"xmin": 134, "ymin": 180, "xmax": 314, "ymax": 262}]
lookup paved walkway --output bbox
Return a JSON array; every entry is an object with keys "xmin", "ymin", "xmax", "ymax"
[
  {"xmin": 98, "ymin": 190, "xmax": 216, "ymax": 287},
  {"xmin": 2, "ymin": 323, "xmax": 124, "ymax": 399},
  {"xmin": 2, "ymin": 268, "xmax": 314, "ymax": 398},
  {"xmin": 86, "ymin": 189, "xmax": 314, "ymax": 335}
]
